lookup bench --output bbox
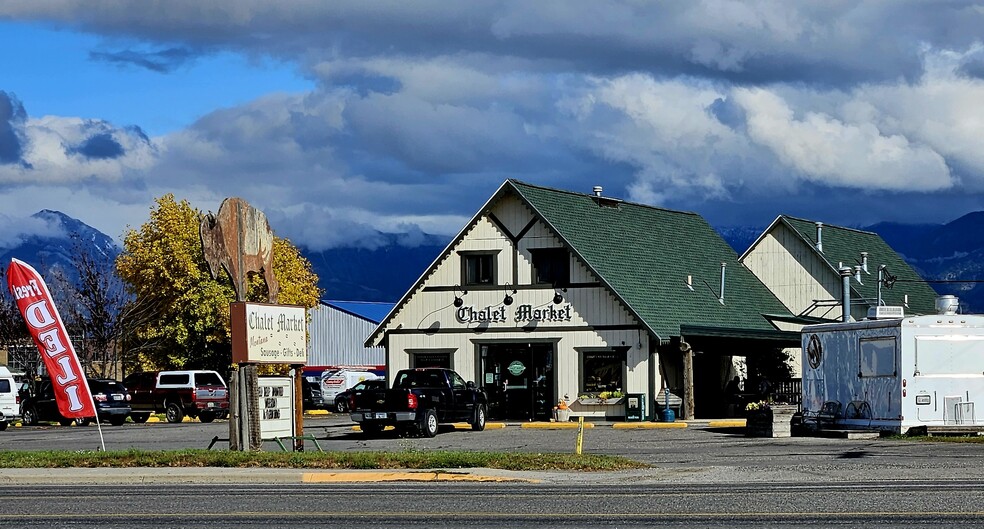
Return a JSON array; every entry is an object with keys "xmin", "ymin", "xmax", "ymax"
[{"xmin": 802, "ymin": 400, "xmax": 841, "ymax": 430}]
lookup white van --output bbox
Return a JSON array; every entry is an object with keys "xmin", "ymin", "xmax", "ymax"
[
  {"xmin": 320, "ymin": 369, "xmax": 381, "ymax": 408},
  {"xmin": 0, "ymin": 366, "xmax": 20, "ymax": 431}
]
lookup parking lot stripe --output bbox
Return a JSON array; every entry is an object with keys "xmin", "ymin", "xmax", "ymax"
[{"xmin": 612, "ymin": 422, "xmax": 688, "ymax": 429}]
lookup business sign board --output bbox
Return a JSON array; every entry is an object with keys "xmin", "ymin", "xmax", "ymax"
[
  {"xmin": 258, "ymin": 376, "xmax": 294, "ymax": 439},
  {"xmin": 231, "ymin": 302, "xmax": 307, "ymax": 364}
]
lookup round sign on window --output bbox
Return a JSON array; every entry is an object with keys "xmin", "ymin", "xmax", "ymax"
[{"xmin": 507, "ymin": 360, "xmax": 526, "ymax": 376}]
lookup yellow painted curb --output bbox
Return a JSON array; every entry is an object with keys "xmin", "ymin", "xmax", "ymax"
[
  {"xmin": 707, "ymin": 420, "xmax": 746, "ymax": 428},
  {"xmin": 306, "ymin": 410, "xmax": 330, "ymax": 416},
  {"xmin": 521, "ymin": 422, "xmax": 594, "ymax": 429},
  {"xmin": 612, "ymin": 422, "xmax": 688, "ymax": 429},
  {"xmin": 450, "ymin": 422, "xmax": 506, "ymax": 430},
  {"xmin": 302, "ymin": 471, "xmax": 537, "ymax": 483},
  {"xmin": 351, "ymin": 425, "xmax": 396, "ymax": 432}
]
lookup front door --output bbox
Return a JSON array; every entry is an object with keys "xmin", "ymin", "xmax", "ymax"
[{"xmin": 481, "ymin": 343, "xmax": 554, "ymax": 421}]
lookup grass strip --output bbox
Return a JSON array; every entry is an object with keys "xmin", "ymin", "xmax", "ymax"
[{"xmin": 0, "ymin": 449, "xmax": 648, "ymax": 471}]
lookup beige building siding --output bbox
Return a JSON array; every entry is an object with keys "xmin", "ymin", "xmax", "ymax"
[
  {"xmin": 375, "ymin": 193, "xmax": 654, "ymax": 417},
  {"xmin": 742, "ymin": 224, "xmax": 845, "ymax": 321}
]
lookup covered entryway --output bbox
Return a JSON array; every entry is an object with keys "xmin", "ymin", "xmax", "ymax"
[{"xmin": 480, "ymin": 343, "xmax": 554, "ymax": 421}]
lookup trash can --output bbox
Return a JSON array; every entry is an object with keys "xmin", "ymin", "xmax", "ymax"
[
  {"xmin": 660, "ymin": 408, "xmax": 676, "ymax": 422},
  {"xmin": 625, "ymin": 393, "xmax": 645, "ymax": 421}
]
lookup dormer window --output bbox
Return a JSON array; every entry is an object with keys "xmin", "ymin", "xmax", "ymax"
[{"xmin": 531, "ymin": 247, "xmax": 569, "ymax": 286}]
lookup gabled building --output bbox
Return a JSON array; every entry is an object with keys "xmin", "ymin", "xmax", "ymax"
[
  {"xmin": 366, "ymin": 180, "xmax": 798, "ymax": 420},
  {"xmin": 306, "ymin": 300, "xmax": 393, "ymax": 376},
  {"xmin": 740, "ymin": 215, "xmax": 939, "ymax": 325}
]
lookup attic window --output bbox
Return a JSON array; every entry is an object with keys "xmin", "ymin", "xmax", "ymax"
[
  {"xmin": 460, "ymin": 251, "xmax": 497, "ymax": 286},
  {"xmin": 531, "ymin": 247, "xmax": 569, "ymax": 286}
]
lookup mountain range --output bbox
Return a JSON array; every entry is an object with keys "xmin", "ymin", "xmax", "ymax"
[{"xmin": 3, "ymin": 210, "xmax": 981, "ymax": 313}]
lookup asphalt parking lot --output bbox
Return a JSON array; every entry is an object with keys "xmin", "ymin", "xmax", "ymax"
[{"xmin": 3, "ymin": 411, "xmax": 984, "ymax": 484}]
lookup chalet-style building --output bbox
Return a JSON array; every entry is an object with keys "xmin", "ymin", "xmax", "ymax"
[
  {"xmin": 740, "ymin": 215, "xmax": 940, "ymax": 375},
  {"xmin": 366, "ymin": 180, "xmax": 799, "ymax": 420}
]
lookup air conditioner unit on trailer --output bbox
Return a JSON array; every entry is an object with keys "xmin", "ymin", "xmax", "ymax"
[{"xmin": 867, "ymin": 306, "xmax": 905, "ymax": 319}]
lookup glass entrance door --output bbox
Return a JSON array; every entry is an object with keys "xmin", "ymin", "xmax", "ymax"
[{"xmin": 481, "ymin": 343, "xmax": 553, "ymax": 421}]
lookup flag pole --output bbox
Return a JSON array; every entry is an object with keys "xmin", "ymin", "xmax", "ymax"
[{"xmin": 81, "ymin": 376, "xmax": 106, "ymax": 451}]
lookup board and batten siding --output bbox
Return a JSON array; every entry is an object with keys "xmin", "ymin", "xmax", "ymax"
[
  {"xmin": 379, "ymin": 193, "xmax": 652, "ymax": 403},
  {"xmin": 306, "ymin": 303, "xmax": 385, "ymax": 367},
  {"xmin": 743, "ymin": 224, "xmax": 845, "ymax": 321}
]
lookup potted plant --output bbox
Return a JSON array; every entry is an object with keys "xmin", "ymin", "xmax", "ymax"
[{"xmin": 745, "ymin": 400, "xmax": 797, "ymax": 438}]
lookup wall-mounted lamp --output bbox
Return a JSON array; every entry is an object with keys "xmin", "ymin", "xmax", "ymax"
[
  {"xmin": 453, "ymin": 285, "xmax": 468, "ymax": 308},
  {"xmin": 503, "ymin": 289, "xmax": 517, "ymax": 306},
  {"xmin": 553, "ymin": 287, "xmax": 567, "ymax": 305}
]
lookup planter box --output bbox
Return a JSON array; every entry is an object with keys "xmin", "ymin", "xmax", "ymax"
[
  {"xmin": 745, "ymin": 405, "xmax": 797, "ymax": 438},
  {"xmin": 577, "ymin": 398, "xmax": 624, "ymax": 406}
]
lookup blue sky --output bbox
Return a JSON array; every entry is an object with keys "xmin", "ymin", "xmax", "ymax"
[{"xmin": 2, "ymin": 2, "xmax": 984, "ymax": 251}]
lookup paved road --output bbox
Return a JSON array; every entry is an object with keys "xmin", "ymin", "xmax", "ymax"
[
  {"xmin": 3, "ymin": 413, "xmax": 984, "ymax": 485},
  {"xmin": 3, "ymin": 481, "xmax": 983, "ymax": 528}
]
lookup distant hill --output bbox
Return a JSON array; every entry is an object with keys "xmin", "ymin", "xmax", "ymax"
[
  {"xmin": 0, "ymin": 210, "xmax": 120, "ymax": 285},
  {"xmin": 6, "ymin": 209, "xmax": 983, "ymax": 313}
]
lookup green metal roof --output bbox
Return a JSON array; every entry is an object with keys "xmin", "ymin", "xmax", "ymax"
[
  {"xmin": 780, "ymin": 216, "xmax": 939, "ymax": 315},
  {"xmin": 508, "ymin": 180, "xmax": 792, "ymax": 342}
]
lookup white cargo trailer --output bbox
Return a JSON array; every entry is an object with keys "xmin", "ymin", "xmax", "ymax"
[{"xmin": 802, "ymin": 301, "xmax": 984, "ymax": 434}]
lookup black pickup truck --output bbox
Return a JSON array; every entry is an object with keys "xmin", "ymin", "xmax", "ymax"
[{"xmin": 349, "ymin": 368, "xmax": 487, "ymax": 437}]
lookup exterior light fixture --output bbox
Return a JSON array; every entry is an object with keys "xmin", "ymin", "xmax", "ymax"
[
  {"xmin": 453, "ymin": 285, "xmax": 468, "ymax": 308},
  {"xmin": 503, "ymin": 289, "xmax": 516, "ymax": 306},
  {"xmin": 552, "ymin": 287, "xmax": 567, "ymax": 305}
]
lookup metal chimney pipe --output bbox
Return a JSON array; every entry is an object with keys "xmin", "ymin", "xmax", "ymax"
[
  {"xmin": 854, "ymin": 265, "xmax": 863, "ymax": 285},
  {"xmin": 860, "ymin": 252, "xmax": 869, "ymax": 273},
  {"xmin": 840, "ymin": 267, "xmax": 853, "ymax": 322},
  {"xmin": 719, "ymin": 262, "xmax": 726, "ymax": 305},
  {"xmin": 815, "ymin": 222, "xmax": 824, "ymax": 253},
  {"xmin": 593, "ymin": 186, "xmax": 603, "ymax": 197}
]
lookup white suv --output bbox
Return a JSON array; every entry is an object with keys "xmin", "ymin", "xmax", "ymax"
[{"xmin": 0, "ymin": 366, "xmax": 20, "ymax": 431}]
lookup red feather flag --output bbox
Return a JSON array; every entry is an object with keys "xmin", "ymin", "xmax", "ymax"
[{"xmin": 6, "ymin": 258, "xmax": 96, "ymax": 419}]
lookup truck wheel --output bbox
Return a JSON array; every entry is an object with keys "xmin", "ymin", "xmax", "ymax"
[
  {"xmin": 361, "ymin": 422, "xmax": 384, "ymax": 437},
  {"xmin": 335, "ymin": 399, "xmax": 347, "ymax": 413},
  {"xmin": 22, "ymin": 406, "xmax": 39, "ymax": 426},
  {"xmin": 165, "ymin": 402, "xmax": 185, "ymax": 423},
  {"xmin": 471, "ymin": 404, "xmax": 487, "ymax": 431},
  {"xmin": 420, "ymin": 409, "xmax": 438, "ymax": 438},
  {"xmin": 130, "ymin": 413, "xmax": 151, "ymax": 424},
  {"xmin": 198, "ymin": 411, "xmax": 216, "ymax": 423}
]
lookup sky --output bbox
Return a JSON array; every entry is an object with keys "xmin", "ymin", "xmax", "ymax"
[{"xmin": 2, "ymin": 1, "xmax": 984, "ymax": 252}]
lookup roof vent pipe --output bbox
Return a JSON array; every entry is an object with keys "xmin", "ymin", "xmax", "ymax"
[
  {"xmin": 815, "ymin": 222, "xmax": 824, "ymax": 253},
  {"xmin": 840, "ymin": 267, "xmax": 853, "ymax": 322},
  {"xmin": 719, "ymin": 262, "xmax": 726, "ymax": 305},
  {"xmin": 854, "ymin": 265, "xmax": 863, "ymax": 285},
  {"xmin": 593, "ymin": 186, "xmax": 603, "ymax": 197},
  {"xmin": 936, "ymin": 295, "xmax": 959, "ymax": 315},
  {"xmin": 860, "ymin": 252, "xmax": 869, "ymax": 273}
]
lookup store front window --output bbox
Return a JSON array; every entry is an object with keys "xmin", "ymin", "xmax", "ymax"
[
  {"xmin": 581, "ymin": 351, "xmax": 625, "ymax": 394},
  {"xmin": 410, "ymin": 351, "xmax": 452, "ymax": 369}
]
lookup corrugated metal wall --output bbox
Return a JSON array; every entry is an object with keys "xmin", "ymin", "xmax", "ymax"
[{"xmin": 306, "ymin": 303, "xmax": 385, "ymax": 368}]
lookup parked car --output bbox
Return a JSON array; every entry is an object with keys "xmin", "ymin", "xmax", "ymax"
[
  {"xmin": 21, "ymin": 378, "xmax": 131, "ymax": 426},
  {"xmin": 123, "ymin": 370, "xmax": 229, "ymax": 423},
  {"xmin": 0, "ymin": 366, "xmax": 20, "ymax": 431},
  {"xmin": 334, "ymin": 379, "xmax": 386, "ymax": 413},
  {"xmin": 301, "ymin": 377, "xmax": 323, "ymax": 410},
  {"xmin": 321, "ymin": 369, "xmax": 382, "ymax": 408},
  {"xmin": 350, "ymin": 368, "xmax": 487, "ymax": 437}
]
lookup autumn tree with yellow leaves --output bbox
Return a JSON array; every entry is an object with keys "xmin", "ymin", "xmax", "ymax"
[{"xmin": 116, "ymin": 194, "xmax": 321, "ymax": 373}]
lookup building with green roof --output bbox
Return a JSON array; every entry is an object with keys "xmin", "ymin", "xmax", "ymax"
[
  {"xmin": 740, "ymin": 215, "xmax": 939, "ymax": 324},
  {"xmin": 366, "ymin": 180, "xmax": 799, "ymax": 420}
]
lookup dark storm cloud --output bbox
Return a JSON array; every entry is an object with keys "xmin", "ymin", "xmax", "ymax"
[
  {"xmin": 0, "ymin": 91, "xmax": 27, "ymax": 164},
  {"xmin": 9, "ymin": 2, "xmax": 984, "ymax": 86},
  {"xmin": 68, "ymin": 132, "xmax": 125, "ymax": 160},
  {"xmin": 89, "ymin": 46, "xmax": 198, "ymax": 73}
]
